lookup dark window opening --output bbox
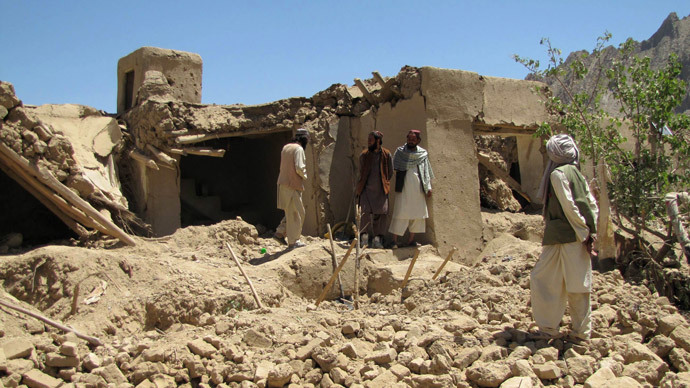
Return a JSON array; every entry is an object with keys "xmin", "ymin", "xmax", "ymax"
[
  {"xmin": 179, "ymin": 131, "xmax": 292, "ymax": 229},
  {"xmin": 0, "ymin": 169, "xmax": 75, "ymax": 248},
  {"xmin": 124, "ymin": 71, "xmax": 135, "ymax": 110}
]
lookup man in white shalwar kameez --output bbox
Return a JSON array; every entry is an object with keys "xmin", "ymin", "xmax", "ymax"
[
  {"xmin": 389, "ymin": 130, "xmax": 434, "ymax": 248},
  {"xmin": 275, "ymin": 129, "xmax": 309, "ymax": 249},
  {"xmin": 530, "ymin": 134, "xmax": 598, "ymax": 342}
]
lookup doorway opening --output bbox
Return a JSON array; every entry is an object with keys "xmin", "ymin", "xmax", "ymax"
[{"xmin": 179, "ymin": 131, "xmax": 293, "ymax": 229}]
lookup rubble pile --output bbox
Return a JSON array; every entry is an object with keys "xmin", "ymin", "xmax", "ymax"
[
  {"xmin": 0, "ymin": 81, "xmax": 148, "ymax": 241},
  {"xmin": 1, "ymin": 214, "xmax": 689, "ymax": 388},
  {"xmin": 0, "ymin": 82, "xmax": 78, "ymax": 184}
]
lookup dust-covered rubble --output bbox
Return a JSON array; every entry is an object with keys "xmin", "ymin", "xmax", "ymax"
[{"xmin": 2, "ymin": 215, "xmax": 690, "ymax": 388}]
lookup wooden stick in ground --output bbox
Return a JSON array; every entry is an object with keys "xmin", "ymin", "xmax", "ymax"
[
  {"xmin": 354, "ymin": 205, "xmax": 362, "ymax": 309},
  {"xmin": 432, "ymin": 247, "xmax": 458, "ymax": 280},
  {"xmin": 326, "ymin": 224, "xmax": 345, "ymax": 299},
  {"xmin": 401, "ymin": 248, "xmax": 421, "ymax": 290},
  {"xmin": 0, "ymin": 298, "xmax": 103, "ymax": 347},
  {"xmin": 316, "ymin": 238, "xmax": 357, "ymax": 307},
  {"xmin": 224, "ymin": 242, "xmax": 264, "ymax": 309}
]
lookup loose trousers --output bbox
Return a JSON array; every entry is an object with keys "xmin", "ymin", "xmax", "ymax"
[
  {"xmin": 276, "ymin": 185, "xmax": 305, "ymax": 245},
  {"xmin": 530, "ymin": 241, "xmax": 592, "ymax": 339}
]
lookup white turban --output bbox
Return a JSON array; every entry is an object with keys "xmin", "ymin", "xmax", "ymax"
[{"xmin": 537, "ymin": 134, "xmax": 580, "ymax": 204}]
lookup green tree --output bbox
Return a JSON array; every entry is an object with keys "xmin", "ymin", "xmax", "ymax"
[{"xmin": 514, "ymin": 34, "xmax": 690, "ymax": 260}]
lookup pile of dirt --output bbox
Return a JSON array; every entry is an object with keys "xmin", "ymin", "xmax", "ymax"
[{"xmin": 1, "ymin": 213, "xmax": 690, "ymax": 388}]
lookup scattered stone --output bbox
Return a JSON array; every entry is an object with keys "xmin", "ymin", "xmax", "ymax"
[
  {"xmin": 365, "ymin": 347, "xmax": 397, "ymax": 365},
  {"xmin": 465, "ymin": 362, "xmax": 512, "ymax": 387},
  {"xmin": 533, "ymin": 361, "xmax": 563, "ymax": 380},
  {"xmin": 22, "ymin": 369, "xmax": 62, "ymax": 388},
  {"xmin": 44, "ymin": 353, "xmax": 79, "ymax": 368},
  {"xmin": 243, "ymin": 329, "xmax": 273, "ymax": 348},
  {"xmin": 501, "ymin": 376, "xmax": 534, "ymax": 388},
  {"xmin": 670, "ymin": 325, "xmax": 690, "ymax": 353},
  {"xmin": 267, "ymin": 363, "xmax": 293, "ymax": 387},
  {"xmin": 187, "ymin": 339, "xmax": 217, "ymax": 358},
  {"xmin": 1, "ymin": 339, "xmax": 34, "ymax": 359},
  {"xmin": 82, "ymin": 353, "xmax": 101, "ymax": 371},
  {"xmin": 58, "ymin": 342, "xmax": 78, "ymax": 357},
  {"xmin": 342, "ymin": 321, "xmax": 360, "ymax": 335}
]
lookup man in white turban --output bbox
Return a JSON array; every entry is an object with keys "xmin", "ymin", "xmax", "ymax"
[{"xmin": 531, "ymin": 134, "xmax": 598, "ymax": 342}]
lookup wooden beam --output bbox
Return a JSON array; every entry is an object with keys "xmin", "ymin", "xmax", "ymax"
[
  {"xmin": 476, "ymin": 152, "xmax": 531, "ymax": 203},
  {"xmin": 354, "ymin": 78, "xmax": 377, "ymax": 105},
  {"xmin": 145, "ymin": 144, "xmax": 176, "ymax": 169},
  {"xmin": 473, "ymin": 122, "xmax": 537, "ymax": 136},
  {"xmin": 0, "ymin": 143, "xmax": 137, "ymax": 246},
  {"xmin": 165, "ymin": 148, "xmax": 186, "ymax": 155},
  {"xmin": 174, "ymin": 127, "xmax": 293, "ymax": 145},
  {"xmin": 129, "ymin": 149, "xmax": 159, "ymax": 170},
  {"xmin": 0, "ymin": 149, "xmax": 105, "ymax": 233},
  {"xmin": 372, "ymin": 71, "xmax": 387, "ymax": 88},
  {"xmin": 175, "ymin": 133, "xmax": 234, "ymax": 145},
  {"xmin": 371, "ymin": 71, "xmax": 395, "ymax": 102},
  {"xmin": 182, "ymin": 147, "xmax": 226, "ymax": 157}
]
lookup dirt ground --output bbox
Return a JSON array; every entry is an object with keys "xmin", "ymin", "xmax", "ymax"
[{"xmin": 2, "ymin": 211, "xmax": 690, "ymax": 388}]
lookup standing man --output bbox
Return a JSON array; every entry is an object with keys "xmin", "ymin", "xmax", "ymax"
[
  {"xmin": 389, "ymin": 130, "xmax": 434, "ymax": 248},
  {"xmin": 275, "ymin": 128, "xmax": 309, "ymax": 248},
  {"xmin": 531, "ymin": 134, "xmax": 598, "ymax": 342},
  {"xmin": 357, "ymin": 131, "xmax": 393, "ymax": 249}
]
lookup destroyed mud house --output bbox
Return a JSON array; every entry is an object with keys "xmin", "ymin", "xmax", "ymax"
[{"xmin": 1, "ymin": 46, "xmax": 551, "ymax": 259}]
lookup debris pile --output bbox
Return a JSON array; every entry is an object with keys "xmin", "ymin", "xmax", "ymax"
[
  {"xmin": 1, "ymin": 214, "xmax": 689, "ymax": 388},
  {"xmin": 0, "ymin": 81, "xmax": 147, "ymax": 244}
]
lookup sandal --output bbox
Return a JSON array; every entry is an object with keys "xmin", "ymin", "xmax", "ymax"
[{"xmin": 529, "ymin": 330, "xmax": 563, "ymax": 341}]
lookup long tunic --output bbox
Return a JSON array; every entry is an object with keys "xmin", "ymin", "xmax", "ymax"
[
  {"xmin": 359, "ymin": 152, "xmax": 388, "ymax": 215},
  {"xmin": 391, "ymin": 166, "xmax": 428, "ymax": 221},
  {"xmin": 530, "ymin": 167, "xmax": 598, "ymax": 338}
]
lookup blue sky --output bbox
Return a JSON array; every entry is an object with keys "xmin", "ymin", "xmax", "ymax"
[{"xmin": 1, "ymin": 1, "xmax": 687, "ymax": 113}]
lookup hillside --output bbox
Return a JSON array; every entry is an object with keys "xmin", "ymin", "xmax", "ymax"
[{"xmin": 527, "ymin": 12, "xmax": 690, "ymax": 116}]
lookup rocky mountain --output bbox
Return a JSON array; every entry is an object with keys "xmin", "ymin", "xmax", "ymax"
[{"xmin": 528, "ymin": 12, "xmax": 690, "ymax": 116}]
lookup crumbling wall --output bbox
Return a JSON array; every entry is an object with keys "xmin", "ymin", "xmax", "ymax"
[
  {"xmin": 117, "ymin": 47, "xmax": 202, "ymax": 114},
  {"xmin": 0, "ymin": 81, "xmax": 147, "ymax": 244},
  {"xmin": 120, "ymin": 60, "xmax": 552, "ymax": 264}
]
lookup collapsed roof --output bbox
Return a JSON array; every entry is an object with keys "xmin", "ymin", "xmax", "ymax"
[{"xmin": 0, "ymin": 47, "xmax": 553, "ymax": 259}]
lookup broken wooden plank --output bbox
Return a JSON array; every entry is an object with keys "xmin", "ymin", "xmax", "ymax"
[
  {"xmin": 224, "ymin": 242, "xmax": 264, "ymax": 309},
  {"xmin": 372, "ymin": 71, "xmax": 395, "ymax": 102},
  {"xmin": 372, "ymin": 71, "xmax": 387, "ymax": 88},
  {"xmin": 182, "ymin": 147, "xmax": 226, "ymax": 157},
  {"xmin": 0, "ymin": 298, "xmax": 103, "ymax": 347},
  {"xmin": 476, "ymin": 152, "xmax": 531, "ymax": 203},
  {"xmin": 145, "ymin": 144, "xmax": 177, "ymax": 168},
  {"xmin": 354, "ymin": 78, "xmax": 377, "ymax": 105},
  {"xmin": 175, "ymin": 132, "xmax": 235, "ymax": 145},
  {"xmin": 165, "ymin": 148, "xmax": 186, "ymax": 155},
  {"xmin": 0, "ymin": 142, "xmax": 137, "ymax": 246},
  {"xmin": 129, "ymin": 149, "xmax": 159, "ymax": 170},
  {"xmin": 167, "ymin": 129, "xmax": 189, "ymax": 136},
  {"xmin": 473, "ymin": 122, "xmax": 538, "ymax": 136},
  {"xmin": 432, "ymin": 247, "xmax": 457, "ymax": 280}
]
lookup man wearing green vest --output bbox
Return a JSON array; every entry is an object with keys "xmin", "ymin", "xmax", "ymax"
[{"xmin": 530, "ymin": 134, "xmax": 598, "ymax": 343}]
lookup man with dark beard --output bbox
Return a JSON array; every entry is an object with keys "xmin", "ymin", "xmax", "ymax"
[
  {"xmin": 356, "ymin": 131, "xmax": 393, "ymax": 249},
  {"xmin": 275, "ymin": 128, "xmax": 309, "ymax": 248},
  {"xmin": 389, "ymin": 130, "xmax": 434, "ymax": 248}
]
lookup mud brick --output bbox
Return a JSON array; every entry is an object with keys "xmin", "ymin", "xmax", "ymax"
[{"xmin": 22, "ymin": 369, "xmax": 62, "ymax": 388}]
